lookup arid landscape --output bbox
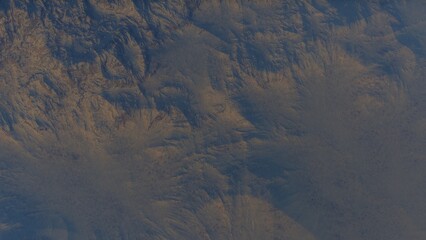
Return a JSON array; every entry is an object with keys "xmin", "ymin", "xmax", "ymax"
[{"xmin": 0, "ymin": 0, "xmax": 426, "ymax": 239}]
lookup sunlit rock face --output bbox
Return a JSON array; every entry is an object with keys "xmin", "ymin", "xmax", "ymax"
[{"xmin": 0, "ymin": 1, "xmax": 426, "ymax": 239}]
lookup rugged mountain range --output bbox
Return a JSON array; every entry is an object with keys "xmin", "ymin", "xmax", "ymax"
[{"xmin": 0, "ymin": 0, "xmax": 426, "ymax": 239}]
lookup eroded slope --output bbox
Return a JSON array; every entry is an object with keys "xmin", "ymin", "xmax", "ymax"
[{"xmin": 0, "ymin": 0, "xmax": 426, "ymax": 239}]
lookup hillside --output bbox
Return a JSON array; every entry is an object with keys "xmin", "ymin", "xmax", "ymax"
[{"xmin": 0, "ymin": 0, "xmax": 426, "ymax": 239}]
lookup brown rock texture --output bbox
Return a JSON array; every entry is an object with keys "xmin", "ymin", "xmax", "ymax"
[{"xmin": 0, "ymin": 0, "xmax": 426, "ymax": 239}]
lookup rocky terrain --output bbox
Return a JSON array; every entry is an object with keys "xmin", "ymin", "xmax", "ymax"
[{"xmin": 0, "ymin": 0, "xmax": 426, "ymax": 239}]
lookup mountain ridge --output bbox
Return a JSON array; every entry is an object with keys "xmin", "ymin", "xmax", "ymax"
[{"xmin": 1, "ymin": 0, "xmax": 426, "ymax": 239}]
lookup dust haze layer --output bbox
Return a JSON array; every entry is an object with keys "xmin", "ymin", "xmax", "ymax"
[{"xmin": 0, "ymin": 0, "xmax": 426, "ymax": 239}]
